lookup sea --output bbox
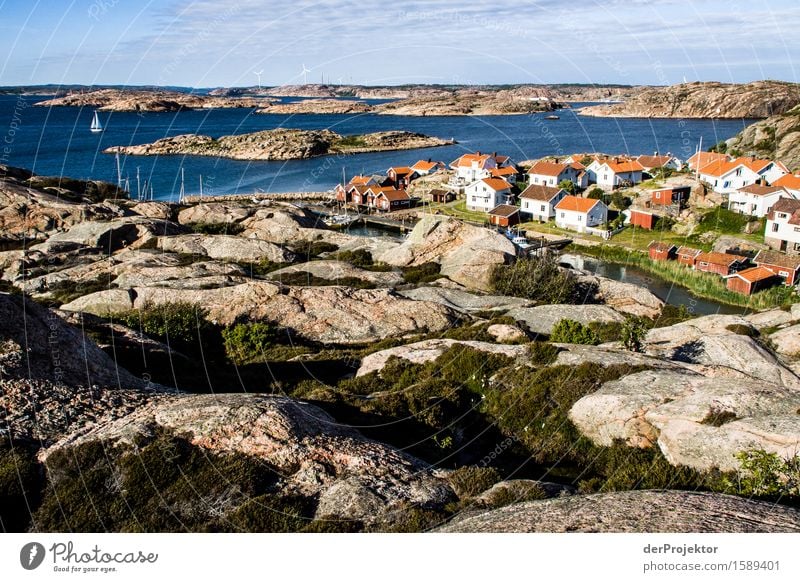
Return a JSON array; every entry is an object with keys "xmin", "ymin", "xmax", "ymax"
[{"xmin": 0, "ymin": 94, "xmax": 755, "ymax": 201}]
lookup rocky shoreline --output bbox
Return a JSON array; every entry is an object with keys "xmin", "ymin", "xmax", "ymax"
[
  {"xmin": 34, "ymin": 88, "xmax": 274, "ymax": 112},
  {"xmin": 103, "ymin": 129, "xmax": 453, "ymax": 161},
  {"xmin": 579, "ymin": 80, "xmax": 800, "ymax": 119},
  {"xmin": 3, "ymin": 164, "xmax": 800, "ymax": 533}
]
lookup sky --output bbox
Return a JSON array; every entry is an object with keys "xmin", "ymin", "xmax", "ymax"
[{"xmin": 0, "ymin": 0, "xmax": 798, "ymax": 87}]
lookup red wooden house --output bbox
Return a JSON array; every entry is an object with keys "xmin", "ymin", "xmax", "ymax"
[
  {"xmin": 753, "ymin": 249, "xmax": 800, "ymax": 286},
  {"xmin": 694, "ymin": 251, "xmax": 748, "ymax": 276},
  {"xmin": 387, "ymin": 167, "xmax": 418, "ymax": 190},
  {"xmin": 726, "ymin": 267, "xmax": 780, "ymax": 295},
  {"xmin": 676, "ymin": 246, "xmax": 702, "ymax": 267},
  {"xmin": 488, "ymin": 204, "xmax": 521, "ymax": 227},
  {"xmin": 374, "ymin": 189, "xmax": 411, "ymax": 212},
  {"xmin": 629, "ymin": 209, "xmax": 656, "ymax": 230},
  {"xmin": 651, "ymin": 186, "xmax": 690, "ymax": 207},
  {"xmin": 648, "ymin": 241, "xmax": 677, "ymax": 261}
]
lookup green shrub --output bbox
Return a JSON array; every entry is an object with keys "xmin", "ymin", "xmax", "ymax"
[
  {"xmin": 47, "ymin": 277, "xmax": 112, "ymax": 306},
  {"xmin": 117, "ymin": 302, "xmax": 213, "ymax": 352},
  {"xmin": 222, "ymin": 322, "xmax": 281, "ymax": 364},
  {"xmin": 189, "ymin": 222, "xmax": 243, "ymax": 235},
  {"xmin": 527, "ymin": 341, "xmax": 562, "ymax": 366},
  {"xmin": 0, "ymin": 442, "xmax": 44, "ymax": 532},
  {"xmin": 586, "ymin": 187, "xmax": 604, "ymax": 200},
  {"xmin": 588, "ymin": 321, "xmax": 623, "ymax": 343},
  {"xmin": 610, "ymin": 191, "xmax": 632, "ymax": 210},
  {"xmin": 558, "ymin": 179, "xmax": 576, "ymax": 194},
  {"xmin": 620, "ymin": 317, "xmax": 648, "ymax": 352},
  {"xmin": 491, "ymin": 254, "xmax": 577, "ymax": 304},
  {"xmin": 402, "ymin": 262, "xmax": 441, "ymax": 284},
  {"xmin": 332, "ymin": 249, "xmax": 373, "ymax": 267},
  {"xmin": 447, "ymin": 466, "xmax": 501, "ymax": 498},
  {"xmin": 270, "ymin": 272, "xmax": 376, "ymax": 289},
  {"xmin": 550, "ymin": 319, "xmax": 599, "ymax": 345},
  {"xmin": 725, "ymin": 323, "xmax": 759, "ymax": 337},
  {"xmin": 722, "ymin": 450, "xmax": 800, "ymax": 499}
]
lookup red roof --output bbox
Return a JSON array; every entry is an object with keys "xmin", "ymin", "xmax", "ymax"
[
  {"xmin": 603, "ymin": 159, "xmax": 644, "ymax": 173},
  {"xmin": 648, "ymin": 241, "xmax": 676, "ymax": 253},
  {"xmin": 729, "ymin": 266, "xmax": 777, "ymax": 283},
  {"xmin": 528, "ymin": 160, "xmax": 569, "ymax": 177},
  {"xmin": 736, "ymin": 184, "xmax": 786, "ymax": 197},
  {"xmin": 696, "ymin": 251, "xmax": 747, "ymax": 266},
  {"xmin": 488, "ymin": 204, "xmax": 520, "ymax": 217},
  {"xmin": 411, "ymin": 160, "xmax": 442, "ymax": 172},
  {"xmin": 490, "ymin": 166, "xmax": 517, "ymax": 177},
  {"xmin": 520, "ymin": 184, "xmax": 564, "ymax": 201},
  {"xmin": 554, "ymin": 195, "xmax": 601, "ymax": 213},
  {"xmin": 676, "ymin": 246, "xmax": 702, "ymax": 258},
  {"xmin": 774, "ymin": 174, "xmax": 800, "ymax": 191},
  {"xmin": 375, "ymin": 189, "xmax": 410, "ymax": 202},
  {"xmin": 452, "ymin": 153, "xmax": 494, "ymax": 169},
  {"xmin": 637, "ymin": 155, "xmax": 673, "ymax": 168},
  {"xmin": 479, "ymin": 177, "xmax": 513, "ymax": 191},
  {"xmin": 687, "ymin": 151, "xmax": 729, "ymax": 169}
]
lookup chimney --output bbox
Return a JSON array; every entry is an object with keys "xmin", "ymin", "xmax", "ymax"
[
  {"xmin": 476, "ymin": 150, "xmax": 481, "ymax": 156},
  {"xmin": 492, "ymin": 152, "xmax": 497, "ymax": 157}
]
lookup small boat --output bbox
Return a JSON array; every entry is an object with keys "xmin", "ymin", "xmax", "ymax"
[
  {"xmin": 544, "ymin": 114, "xmax": 560, "ymax": 120},
  {"xmin": 90, "ymin": 110, "xmax": 103, "ymax": 133},
  {"xmin": 511, "ymin": 235, "xmax": 531, "ymax": 249}
]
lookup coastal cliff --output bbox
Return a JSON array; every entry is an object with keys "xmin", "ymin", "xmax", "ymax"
[
  {"xmin": 579, "ymin": 81, "xmax": 800, "ymax": 119},
  {"xmin": 726, "ymin": 103, "xmax": 800, "ymax": 171},
  {"xmin": 103, "ymin": 129, "xmax": 452, "ymax": 160},
  {"xmin": 34, "ymin": 88, "xmax": 274, "ymax": 112}
]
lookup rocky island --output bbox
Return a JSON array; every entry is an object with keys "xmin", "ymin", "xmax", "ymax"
[
  {"xmin": 34, "ymin": 88, "xmax": 275, "ymax": 112},
  {"xmin": 2, "ymin": 164, "xmax": 800, "ymax": 533},
  {"xmin": 255, "ymin": 98, "xmax": 374, "ymax": 115},
  {"xmin": 580, "ymin": 80, "xmax": 800, "ymax": 119},
  {"xmin": 103, "ymin": 129, "xmax": 452, "ymax": 161}
]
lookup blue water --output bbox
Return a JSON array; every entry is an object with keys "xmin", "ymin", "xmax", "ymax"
[{"xmin": 0, "ymin": 94, "xmax": 755, "ymax": 201}]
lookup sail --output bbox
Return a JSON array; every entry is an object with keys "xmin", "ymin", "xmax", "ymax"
[{"xmin": 90, "ymin": 111, "xmax": 103, "ymax": 132}]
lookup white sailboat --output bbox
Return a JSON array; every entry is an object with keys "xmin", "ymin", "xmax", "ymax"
[{"xmin": 90, "ymin": 110, "xmax": 103, "ymax": 133}]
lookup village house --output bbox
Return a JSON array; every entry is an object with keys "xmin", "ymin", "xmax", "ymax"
[
  {"xmin": 753, "ymin": 249, "xmax": 800, "ymax": 286},
  {"xmin": 650, "ymin": 185, "xmax": 691, "ymax": 208},
  {"xmin": 628, "ymin": 209, "xmax": 656, "ymax": 230},
  {"xmin": 694, "ymin": 251, "xmax": 748, "ymax": 276},
  {"xmin": 554, "ymin": 195, "xmax": 608, "ymax": 232},
  {"xmin": 698, "ymin": 157, "xmax": 788, "ymax": 195},
  {"xmin": 427, "ymin": 188, "xmax": 456, "ymax": 204},
  {"xmin": 728, "ymin": 184, "xmax": 789, "ymax": 217},
  {"xmin": 773, "ymin": 174, "xmax": 800, "ymax": 198},
  {"xmin": 410, "ymin": 159, "xmax": 446, "ymax": 176},
  {"xmin": 488, "ymin": 204, "xmax": 521, "ymax": 228},
  {"xmin": 489, "ymin": 165, "xmax": 520, "ymax": 183},
  {"xmin": 686, "ymin": 151, "xmax": 729, "ymax": 172},
  {"xmin": 765, "ymin": 197, "xmax": 800, "ymax": 254},
  {"xmin": 335, "ymin": 182, "xmax": 370, "ymax": 204},
  {"xmin": 519, "ymin": 184, "xmax": 568, "ymax": 222},
  {"xmin": 648, "ymin": 241, "xmax": 677, "ymax": 261},
  {"xmin": 450, "ymin": 152, "xmax": 501, "ymax": 187},
  {"xmin": 527, "ymin": 159, "xmax": 587, "ymax": 190},
  {"xmin": 725, "ymin": 267, "xmax": 780, "ymax": 296},
  {"xmin": 676, "ymin": 246, "xmax": 702, "ymax": 267},
  {"xmin": 373, "ymin": 188, "xmax": 411, "ymax": 212},
  {"xmin": 636, "ymin": 154, "xmax": 682, "ymax": 173},
  {"xmin": 589, "ymin": 158, "xmax": 644, "ymax": 189},
  {"xmin": 465, "ymin": 177, "xmax": 514, "ymax": 212},
  {"xmin": 386, "ymin": 166, "xmax": 418, "ymax": 190}
]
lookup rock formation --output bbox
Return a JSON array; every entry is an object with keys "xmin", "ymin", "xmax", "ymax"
[
  {"xmin": 726, "ymin": 103, "xmax": 800, "ymax": 171},
  {"xmin": 104, "ymin": 129, "xmax": 451, "ymax": 161},
  {"xmin": 34, "ymin": 88, "xmax": 272, "ymax": 111},
  {"xmin": 580, "ymin": 81, "xmax": 800, "ymax": 119}
]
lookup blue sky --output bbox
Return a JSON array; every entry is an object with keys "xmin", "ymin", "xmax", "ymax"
[{"xmin": 0, "ymin": 0, "xmax": 797, "ymax": 87}]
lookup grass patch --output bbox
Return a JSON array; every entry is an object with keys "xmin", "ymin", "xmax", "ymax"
[
  {"xmin": 189, "ymin": 222, "xmax": 244, "ymax": 236},
  {"xmin": 401, "ymin": 262, "xmax": 441, "ymax": 284}
]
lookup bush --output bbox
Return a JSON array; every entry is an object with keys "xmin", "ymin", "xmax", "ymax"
[
  {"xmin": 527, "ymin": 341, "xmax": 562, "ymax": 366},
  {"xmin": 586, "ymin": 187, "xmax": 604, "ymax": 200},
  {"xmin": 189, "ymin": 222, "xmax": 243, "ymax": 235},
  {"xmin": 610, "ymin": 191, "xmax": 632, "ymax": 210},
  {"xmin": 332, "ymin": 249, "xmax": 373, "ymax": 267},
  {"xmin": 117, "ymin": 302, "xmax": 212, "ymax": 352},
  {"xmin": 550, "ymin": 319, "xmax": 600, "ymax": 345},
  {"xmin": 620, "ymin": 317, "xmax": 648, "ymax": 352},
  {"xmin": 722, "ymin": 450, "xmax": 800, "ymax": 499},
  {"xmin": 447, "ymin": 466, "xmax": 501, "ymax": 498},
  {"xmin": 222, "ymin": 322, "xmax": 281, "ymax": 365},
  {"xmin": 491, "ymin": 254, "xmax": 577, "ymax": 304},
  {"xmin": 725, "ymin": 323, "xmax": 759, "ymax": 337},
  {"xmin": 558, "ymin": 179, "xmax": 576, "ymax": 194},
  {"xmin": 401, "ymin": 262, "xmax": 441, "ymax": 284}
]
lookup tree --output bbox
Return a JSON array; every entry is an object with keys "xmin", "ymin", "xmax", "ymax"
[
  {"xmin": 557, "ymin": 179, "xmax": 576, "ymax": 194},
  {"xmin": 491, "ymin": 253, "xmax": 577, "ymax": 304},
  {"xmin": 549, "ymin": 319, "xmax": 600, "ymax": 345},
  {"xmin": 586, "ymin": 187, "xmax": 604, "ymax": 200},
  {"xmin": 610, "ymin": 190, "xmax": 632, "ymax": 210}
]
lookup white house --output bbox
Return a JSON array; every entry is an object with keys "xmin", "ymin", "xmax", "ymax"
[
  {"xmin": 450, "ymin": 152, "xmax": 498, "ymax": 186},
  {"xmin": 765, "ymin": 197, "xmax": 800, "ymax": 254},
  {"xmin": 774, "ymin": 174, "xmax": 800, "ymax": 198},
  {"xmin": 411, "ymin": 159, "xmax": 446, "ymax": 176},
  {"xmin": 636, "ymin": 154, "xmax": 682, "ymax": 173},
  {"xmin": 699, "ymin": 157, "xmax": 789, "ymax": 195},
  {"xmin": 728, "ymin": 184, "xmax": 790, "ymax": 217},
  {"xmin": 527, "ymin": 160, "xmax": 587, "ymax": 190},
  {"xmin": 686, "ymin": 151, "xmax": 730, "ymax": 171},
  {"xmin": 590, "ymin": 159, "xmax": 644, "ymax": 189},
  {"xmin": 519, "ymin": 184, "xmax": 568, "ymax": 222},
  {"xmin": 554, "ymin": 195, "xmax": 608, "ymax": 232},
  {"xmin": 465, "ymin": 177, "xmax": 513, "ymax": 212},
  {"xmin": 489, "ymin": 165, "xmax": 519, "ymax": 183}
]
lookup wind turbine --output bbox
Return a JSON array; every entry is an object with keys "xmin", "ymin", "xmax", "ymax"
[
  {"xmin": 301, "ymin": 63, "xmax": 311, "ymax": 84},
  {"xmin": 253, "ymin": 70, "xmax": 264, "ymax": 89}
]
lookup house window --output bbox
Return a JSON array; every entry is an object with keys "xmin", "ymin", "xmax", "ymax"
[
  {"xmin": 560, "ymin": 212, "xmax": 565, "ymax": 218},
  {"xmin": 779, "ymin": 270, "xmax": 789, "ymax": 277},
  {"xmin": 540, "ymin": 204, "xmax": 546, "ymax": 212},
  {"xmin": 471, "ymin": 196, "xmax": 477, "ymax": 202},
  {"xmin": 795, "ymin": 243, "xmax": 800, "ymax": 251},
  {"xmin": 773, "ymin": 223, "xmax": 780, "ymax": 232}
]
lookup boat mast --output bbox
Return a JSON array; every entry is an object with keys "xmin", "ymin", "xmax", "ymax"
[
  {"xmin": 115, "ymin": 151, "xmax": 122, "ymax": 189},
  {"xmin": 695, "ymin": 136, "xmax": 702, "ymax": 182},
  {"xmin": 136, "ymin": 167, "xmax": 141, "ymax": 201},
  {"xmin": 199, "ymin": 175, "xmax": 204, "ymax": 197}
]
